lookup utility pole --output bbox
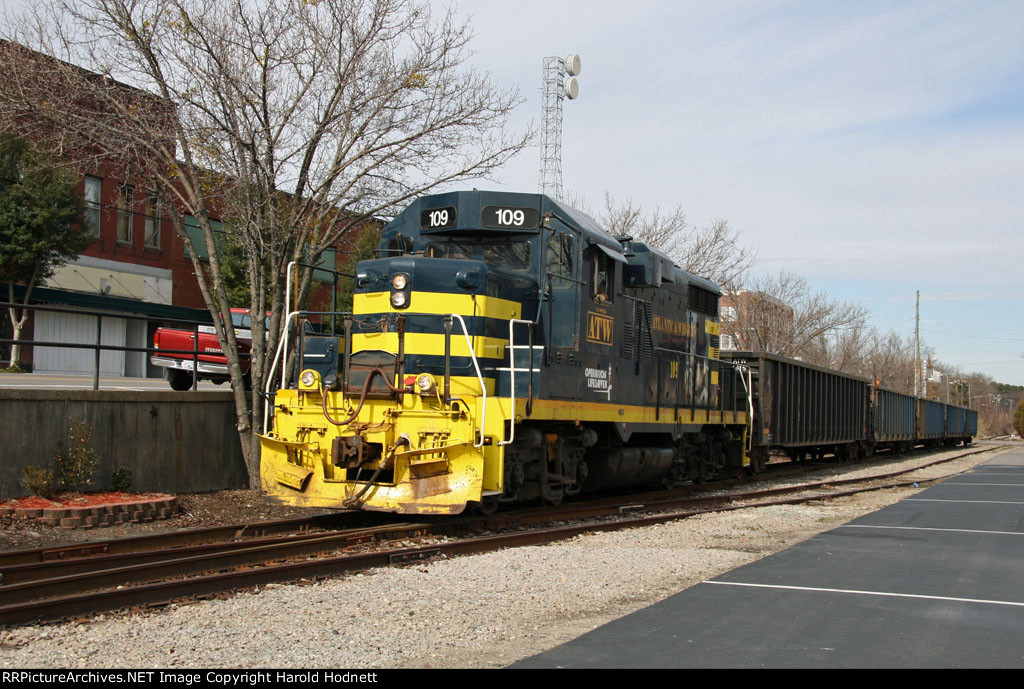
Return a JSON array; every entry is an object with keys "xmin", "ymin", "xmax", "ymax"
[{"xmin": 914, "ymin": 290, "xmax": 921, "ymax": 398}]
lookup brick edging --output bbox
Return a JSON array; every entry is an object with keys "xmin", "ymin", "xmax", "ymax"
[{"xmin": 0, "ymin": 496, "xmax": 180, "ymax": 529}]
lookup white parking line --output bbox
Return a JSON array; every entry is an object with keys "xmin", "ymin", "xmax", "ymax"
[
  {"xmin": 703, "ymin": 581, "xmax": 1024, "ymax": 608},
  {"xmin": 840, "ymin": 524, "xmax": 1024, "ymax": 537},
  {"xmin": 939, "ymin": 482, "xmax": 1024, "ymax": 486},
  {"xmin": 906, "ymin": 498, "xmax": 1024, "ymax": 505}
]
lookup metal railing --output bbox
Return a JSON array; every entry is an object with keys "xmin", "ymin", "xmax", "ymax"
[
  {"xmin": 0, "ymin": 301, "xmax": 216, "ymax": 391},
  {"xmin": 266, "ymin": 309, "xmax": 491, "ymax": 448}
]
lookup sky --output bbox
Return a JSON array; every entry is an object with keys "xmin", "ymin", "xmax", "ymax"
[{"xmin": 437, "ymin": 0, "xmax": 1024, "ymax": 386}]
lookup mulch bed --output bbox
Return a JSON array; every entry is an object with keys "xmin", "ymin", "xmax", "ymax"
[{"xmin": 0, "ymin": 492, "xmax": 179, "ymax": 529}]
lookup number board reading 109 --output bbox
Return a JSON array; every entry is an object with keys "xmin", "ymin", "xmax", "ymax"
[
  {"xmin": 481, "ymin": 206, "xmax": 540, "ymax": 230},
  {"xmin": 420, "ymin": 206, "xmax": 457, "ymax": 230}
]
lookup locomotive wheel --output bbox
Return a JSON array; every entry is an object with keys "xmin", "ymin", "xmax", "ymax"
[
  {"xmin": 470, "ymin": 499, "xmax": 500, "ymax": 516},
  {"xmin": 699, "ymin": 439, "xmax": 726, "ymax": 482},
  {"xmin": 543, "ymin": 494, "xmax": 563, "ymax": 506}
]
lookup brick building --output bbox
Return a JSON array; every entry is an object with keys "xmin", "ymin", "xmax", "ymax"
[{"xmin": 1, "ymin": 41, "xmax": 361, "ymax": 378}]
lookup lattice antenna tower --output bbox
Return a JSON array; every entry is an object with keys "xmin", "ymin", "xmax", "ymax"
[{"xmin": 539, "ymin": 54, "xmax": 581, "ymax": 200}]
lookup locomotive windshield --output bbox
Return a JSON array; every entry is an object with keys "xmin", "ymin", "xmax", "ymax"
[{"xmin": 425, "ymin": 239, "xmax": 533, "ymax": 272}]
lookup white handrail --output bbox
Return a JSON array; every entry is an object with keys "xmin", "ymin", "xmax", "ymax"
[
  {"xmin": 266, "ymin": 304, "xmax": 491, "ymax": 448},
  {"xmin": 448, "ymin": 313, "xmax": 487, "ymax": 448},
  {"xmin": 262, "ymin": 309, "xmax": 303, "ymax": 433},
  {"xmin": 500, "ymin": 319, "xmax": 537, "ymax": 446}
]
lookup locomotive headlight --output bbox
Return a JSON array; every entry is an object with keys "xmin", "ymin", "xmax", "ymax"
[
  {"xmin": 391, "ymin": 274, "xmax": 408, "ymax": 290},
  {"xmin": 391, "ymin": 290, "xmax": 408, "ymax": 308},
  {"xmin": 299, "ymin": 369, "xmax": 320, "ymax": 390},
  {"xmin": 416, "ymin": 373, "xmax": 435, "ymax": 394}
]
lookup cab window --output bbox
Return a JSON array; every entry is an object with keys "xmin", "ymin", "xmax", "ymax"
[
  {"xmin": 593, "ymin": 250, "xmax": 613, "ymax": 303},
  {"xmin": 427, "ymin": 240, "xmax": 532, "ymax": 272},
  {"xmin": 546, "ymin": 234, "xmax": 574, "ymax": 288},
  {"xmin": 484, "ymin": 242, "xmax": 531, "ymax": 271}
]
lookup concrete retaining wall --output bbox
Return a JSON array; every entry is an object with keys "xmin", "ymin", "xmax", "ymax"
[{"xmin": 0, "ymin": 389, "xmax": 248, "ymax": 498}]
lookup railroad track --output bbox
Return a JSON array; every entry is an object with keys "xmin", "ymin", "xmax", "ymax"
[{"xmin": 0, "ymin": 444, "xmax": 1004, "ymax": 627}]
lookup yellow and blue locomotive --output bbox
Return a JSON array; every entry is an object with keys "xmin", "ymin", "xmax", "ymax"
[{"xmin": 259, "ymin": 191, "xmax": 751, "ymax": 514}]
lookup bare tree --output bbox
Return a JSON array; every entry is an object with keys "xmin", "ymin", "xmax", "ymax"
[
  {"xmin": 596, "ymin": 193, "xmax": 755, "ymax": 289},
  {"xmin": 0, "ymin": 0, "xmax": 530, "ymax": 485},
  {"xmin": 721, "ymin": 270, "xmax": 869, "ymax": 361},
  {"xmin": 863, "ymin": 329, "xmax": 916, "ymax": 392}
]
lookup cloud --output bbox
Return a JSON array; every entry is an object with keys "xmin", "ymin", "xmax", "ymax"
[{"xmin": 445, "ymin": 0, "xmax": 1024, "ymax": 382}]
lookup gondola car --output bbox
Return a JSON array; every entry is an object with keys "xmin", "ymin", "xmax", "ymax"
[{"xmin": 721, "ymin": 350, "xmax": 977, "ymax": 464}]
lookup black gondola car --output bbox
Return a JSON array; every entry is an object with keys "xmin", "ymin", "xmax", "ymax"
[{"xmin": 720, "ymin": 351, "xmax": 871, "ymax": 469}]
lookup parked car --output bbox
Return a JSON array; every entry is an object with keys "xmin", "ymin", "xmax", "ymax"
[{"xmin": 151, "ymin": 308, "xmax": 266, "ymax": 390}]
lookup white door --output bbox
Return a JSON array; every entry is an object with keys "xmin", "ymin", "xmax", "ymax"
[{"xmin": 34, "ymin": 310, "xmax": 127, "ymax": 375}]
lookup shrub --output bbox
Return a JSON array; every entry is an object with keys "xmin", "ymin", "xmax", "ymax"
[
  {"xmin": 21, "ymin": 465, "xmax": 55, "ymax": 499},
  {"xmin": 110, "ymin": 467, "xmax": 133, "ymax": 492},
  {"xmin": 1015, "ymin": 397, "xmax": 1024, "ymax": 439},
  {"xmin": 54, "ymin": 418, "xmax": 100, "ymax": 493}
]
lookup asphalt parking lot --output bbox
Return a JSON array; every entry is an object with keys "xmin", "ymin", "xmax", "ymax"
[{"xmin": 517, "ymin": 447, "xmax": 1024, "ymax": 668}]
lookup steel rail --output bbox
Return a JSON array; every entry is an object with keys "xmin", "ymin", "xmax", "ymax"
[
  {"xmin": 0, "ymin": 513, "xmax": 350, "ymax": 569},
  {"xmin": 0, "ymin": 521, "xmax": 434, "ymax": 586}
]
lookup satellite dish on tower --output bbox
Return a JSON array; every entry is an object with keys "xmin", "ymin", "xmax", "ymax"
[
  {"xmin": 564, "ymin": 76, "xmax": 579, "ymax": 100},
  {"xmin": 564, "ymin": 53, "xmax": 582, "ymax": 76}
]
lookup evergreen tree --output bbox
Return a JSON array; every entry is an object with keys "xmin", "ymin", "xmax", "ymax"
[{"xmin": 0, "ymin": 135, "xmax": 87, "ymax": 368}]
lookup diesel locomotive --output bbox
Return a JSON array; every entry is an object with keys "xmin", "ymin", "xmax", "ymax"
[{"xmin": 259, "ymin": 190, "xmax": 751, "ymax": 514}]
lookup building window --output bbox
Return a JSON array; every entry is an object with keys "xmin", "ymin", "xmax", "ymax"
[
  {"xmin": 144, "ymin": 192, "xmax": 160, "ymax": 249},
  {"xmin": 117, "ymin": 185, "xmax": 134, "ymax": 243},
  {"xmin": 84, "ymin": 176, "xmax": 102, "ymax": 236}
]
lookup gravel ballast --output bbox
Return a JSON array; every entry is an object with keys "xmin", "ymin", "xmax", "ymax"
[{"xmin": 0, "ymin": 445, "xmax": 1010, "ymax": 668}]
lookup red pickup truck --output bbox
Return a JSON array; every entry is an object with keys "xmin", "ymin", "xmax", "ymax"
[{"xmin": 151, "ymin": 308, "xmax": 264, "ymax": 390}]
